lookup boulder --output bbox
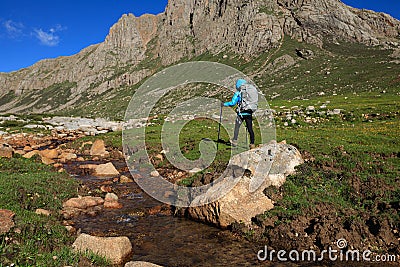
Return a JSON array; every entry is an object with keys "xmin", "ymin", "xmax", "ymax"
[
  {"xmin": 104, "ymin": 193, "xmax": 123, "ymax": 209},
  {"xmin": 39, "ymin": 149, "xmax": 59, "ymax": 159},
  {"xmin": 58, "ymin": 152, "xmax": 78, "ymax": 162},
  {"xmin": 41, "ymin": 156, "xmax": 55, "ymax": 165},
  {"xmin": 93, "ymin": 162, "xmax": 120, "ymax": 177},
  {"xmin": 62, "ymin": 196, "xmax": 104, "ymax": 219},
  {"xmin": 90, "ymin": 139, "xmax": 109, "ymax": 157},
  {"xmin": 35, "ymin": 208, "xmax": 51, "ymax": 216},
  {"xmin": 187, "ymin": 141, "xmax": 303, "ymax": 228},
  {"xmin": 296, "ymin": 48, "xmax": 314, "ymax": 59},
  {"xmin": 125, "ymin": 261, "xmax": 163, "ymax": 267},
  {"xmin": 73, "ymin": 233, "xmax": 132, "ymax": 265},
  {"xmin": 79, "ymin": 164, "xmax": 97, "ymax": 170},
  {"xmin": 105, "ymin": 193, "xmax": 118, "ymax": 201},
  {"xmin": 120, "ymin": 175, "xmax": 134, "ymax": 183},
  {"xmin": 0, "ymin": 143, "xmax": 14, "ymax": 158},
  {"xmin": 100, "ymin": 185, "xmax": 113, "ymax": 193},
  {"xmin": 23, "ymin": 150, "xmax": 40, "ymax": 159},
  {"xmin": 0, "ymin": 209, "xmax": 15, "ymax": 234},
  {"xmin": 63, "ymin": 196, "xmax": 104, "ymax": 209},
  {"xmin": 104, "ymin": 200, "xmax": 123, "ymax": 209},
  {"xmin": 150, "ymin": 170, "xmax": 159, "ymax": 177}
]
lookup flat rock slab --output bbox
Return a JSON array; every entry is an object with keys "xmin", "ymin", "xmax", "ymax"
[
  {"xmin": 187, "ymin": 142, "xmax": 303, "ymax": 228},
  {"xmin": 73, "ymin": 233, "xmax": 132, "ymax": 265},
  {"xmin": 125, "ymin": 261, "xmax": 163, "ymax": 267},
  {"xmin": 0, "ymin": 209, "xmax": 15, "ymax": 234}
]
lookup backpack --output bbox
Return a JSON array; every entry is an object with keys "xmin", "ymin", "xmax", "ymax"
[{"xmin": 239, "ymin": 83, "xmax": 258, "ymax": 112}]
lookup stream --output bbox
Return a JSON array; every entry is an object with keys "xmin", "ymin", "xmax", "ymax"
[{"xmin": 64, "ymin": 159, "xmax": 267, "ymax": 267}]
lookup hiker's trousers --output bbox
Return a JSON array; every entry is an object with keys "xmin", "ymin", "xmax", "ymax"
[{"xmin": 233, "ymin": 113, "xmax": 255, "ymax": 144}]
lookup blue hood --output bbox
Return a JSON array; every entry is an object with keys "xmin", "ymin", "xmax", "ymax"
[{"xmin": 236, "ymin": 79, "xmax": 247, "ymax": 90}]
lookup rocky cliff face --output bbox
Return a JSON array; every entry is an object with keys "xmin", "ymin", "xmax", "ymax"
[
  {"xmin": 279, "ymin": 0, "xmax": 400, "ymax": 45},
  {"xmin": 157, "ymin": 0, "xmax": 284, "ymax": 64},
  {"xmin": 0, "ymin": 0, "xmax": 399, "ymax": 114},
  {"xmin": 158, "ymin": 0, "xmax": 400, "ymax": 62}
]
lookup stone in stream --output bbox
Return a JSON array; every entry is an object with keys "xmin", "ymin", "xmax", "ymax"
[
  {"xmin": 0, "ymin": 209, "xmax": 15, "ymax": 234},
  {"xmin": 0, "ymin": 143, "xmax": 14, "ymax": 158},
  {"xmin": 58, "ymin": 152, "xmax": 78, "ymax": 162},
  {"xmin": 62, "ymin": 196, "xmax": 104, "ymax": 219},
  {"xmin": 93, "ymin": 162, "xmax": 120, "ymax": 177},
  {"xmin": 63, "ymin": 196, "xmax": 104, "ymax": 209},
  {"xmin": 120, "ymin": 175, "xmax": 134, "ymax": 183},
  {"xmin": 125, "ymin": 261, "xmax": 163, "ymax": 267},
  {"xmin": 72, "ymin": 233, "xmax": 132, "ymax": 265},
  {"xmin": 90, "ymin": 139, "xmax": 109, "ymax": 157},
  {"xmin": 23, "ymin": 150, "xmax": 40, "ymax": 159},
  {"xmin": 39, "ymin": 149, "xmax": 59, "ymax": 159},
  {"xmin": 41, "ymin": 156, "xmax": 55, "ymax": 165},
  {"xmin": 187, "ymin": 141, "xmax": 303, "ymax": 228},
  {"xmin": 23, "ymin": 146, "xmax": 33, "ymax": 151},
  {"xmin": 104, "ymin": 193, "xmax": 123, "ymax": 209},
  {"xmin": 150, "ymin": 170, "xmax": 159, "ymax": 177},
  {"xmin": 100, "ymin": 185, "xmax": 113, "ymax": 193}
]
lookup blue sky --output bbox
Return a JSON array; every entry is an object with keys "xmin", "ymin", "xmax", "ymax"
[
  {"xmin": 0, "ymin": 1, "xmax": 168, "ymax": 73},
  {"xmin": 0, "ymin": 0, "xmax": 399, "ymax": 73}
]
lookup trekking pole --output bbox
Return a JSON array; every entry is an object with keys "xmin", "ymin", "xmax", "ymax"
[
  {"xmin": 217, "ymin": 101, "xmax": 223, "ymax": 151},
  {"xmin": 245, "ymin": 124, "xmax": 248, "ymax": 148}
]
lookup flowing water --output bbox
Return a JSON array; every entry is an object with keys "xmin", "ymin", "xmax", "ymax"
[{"xmin": 64, "ymin": 159, "xmax": 267, "ymax": 267}]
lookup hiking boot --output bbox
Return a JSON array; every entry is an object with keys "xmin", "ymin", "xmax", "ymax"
[
  {"xmin": 230, "ymin": 139, "xmax": 238, "ymax": 147},
  {"xmin": 249, "ymin": 144, "xmax": 256, "ymax": 149}
]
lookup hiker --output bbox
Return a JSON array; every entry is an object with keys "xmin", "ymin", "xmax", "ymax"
[{"xmin": 223, "ymin": 79, "xmax": 258, "ymax": 149}]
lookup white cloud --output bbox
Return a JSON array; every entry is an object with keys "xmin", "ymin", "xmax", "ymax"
[
  {"xmin": 34, "ymin": 28, "xmax": 60, "ymax": 46},
  {"xmin": 3, "ymin": 20, "xmax": 24, "ymax": 38},
  {"xmin": 1, "ymin": 19, "xmax": 66, "ymax": 46},
  {"xmin": 33, "ymin": 25, "xmax": 65, "ymax": 46}
]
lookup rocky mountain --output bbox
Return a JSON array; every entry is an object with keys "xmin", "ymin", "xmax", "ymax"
[{"xmin": 0, "ymin": 0, "xmax": 399, "ymax": 117}]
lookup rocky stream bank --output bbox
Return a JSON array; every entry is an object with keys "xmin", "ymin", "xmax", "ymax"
[
  {"xmin": 0, "ymin": 116, "xmax": 307, "ymax": 266},
  {"xmin": 1, "ymin": 115, "xmax": 399, "ymax": 266}
]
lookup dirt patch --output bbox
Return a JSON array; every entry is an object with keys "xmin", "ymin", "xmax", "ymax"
[
  {"xmin": 237, "ymin": 150, "xmax": 400, "ymax": 260},
  {"xmin": 239, "ymin": 202, "xmax": 400, "ymax": 259}
]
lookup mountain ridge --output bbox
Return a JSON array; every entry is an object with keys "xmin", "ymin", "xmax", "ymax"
[{"xmin": 0, "ymin": 0, "xmax": 399, "ymax": 117}]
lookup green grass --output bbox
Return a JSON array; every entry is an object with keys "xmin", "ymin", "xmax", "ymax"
[
  {"xmin": 1, "ymin": 32, "xmax": 399, "ymax": 254},
  {"xmin": 0, "ymin": 156, "xmax": 109, "ymax": 266},
  {"xmin": 12, "ymin": 81, "xmax": 77, "ymax": 113},
  {"xmin": 65, "ymin": 130, "xmax": 123, "ymax": 152},
  {"xmin": 2, "ymin": 91, "xmax": 396, "ymax": 262},
  {"xmin": 258, "ymin": 5, "xmax": 275, "ymax": 15},
  {"xmin": 126, "ymin": 91, "xmax": 399, "ymax": 239},
  {"xmin": 68, "ymin": 37, "xmax": 398, "ymax": 120},
  {"xmin": 257, "ymin": 38, "xmax": 400, "ymax": 99},
  {"xmin": 0, "ymin": 91, "xmax": 17, "ymax": 107},
  {"xmin": 137, "ymin": 114, "xmax": 266, "ymax": 186},
  {"xmin": 261, "ymin": 93, "xmax": 400, "ymax": 230}
]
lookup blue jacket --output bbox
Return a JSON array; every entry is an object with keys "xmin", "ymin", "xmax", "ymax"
[
  {"xmin": 224, "ymin": 91, "xmax": 251, "ymax": 116},
  {"xmin": 224, "ymin": 91, "xmax": 241, "ymax": 107}
]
